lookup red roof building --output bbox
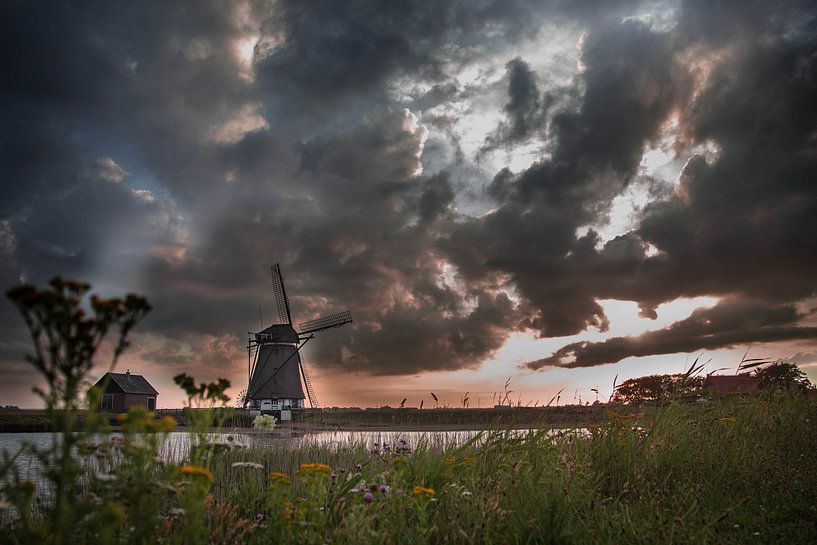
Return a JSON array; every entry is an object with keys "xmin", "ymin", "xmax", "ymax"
[
  {"xmin": 704, "ymin": 375, "xmax": 760, "ymax": 395},
  {"xmin": 93, "ymin": 370, "xmax": 159, "ymax": 412}
]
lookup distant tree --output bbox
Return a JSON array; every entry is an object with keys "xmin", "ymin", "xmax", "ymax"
[
  {"xmin": 612, "ymin": 374, "xmax": 705, "ymax": 404},
  {"xmin": 752, "ymin": 362, "xmax": 813, "ymax": 392}
]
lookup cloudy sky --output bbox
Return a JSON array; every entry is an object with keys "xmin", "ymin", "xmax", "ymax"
[{"xmin": 2, "ymin": 0, "xmax": 817, "ymax": 408}]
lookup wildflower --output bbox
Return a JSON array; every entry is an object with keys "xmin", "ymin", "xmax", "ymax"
[
  {"xmin": 330, "ymin": 472, "xmax": 338, "ymax": 482},
  {"xmin": 269, "ymin": 472, "xmax": 291, "ymax": 485},
  {"xmin": 169, "ymin": 507, "xmax": 186, "ymax": 517},
  {"xmin": 442, "ymin": 456, "xmax": 456, "ymax": 466},
  {"xmin": 256, "ymin": 513, "xmax": 265, "ymax": 522},
  {"xmin": 462, "ymin": 456, "xmax": 475, "ymax": 466},
  {"xmin": 379, "ymin": 484, "xmax": 390, "ymax": 494},
  {"xmin": 461, "ymin": 490, "xmax": 472, "ymax": 497},
  {"xmin": 354, "ymin": 463, "xmax": 363, "ymax": 473},
  {"xmin": 412, "ymin": 486, "xmax": 435, "ymax": 498},
  {"xmin": 363, "ymin": 492, "xmax": 375, "ymax": 503},
  {"xmin": 298, "ymin": 463, "xmax": 332, "ymax": 475},
  {"xmin": 178, "ymin": 465, "xmax": 213, "ymax": 482},
  {"xmin": 102, "ymin": 503, "xmax": 126, "ymax": 525},
  {"xmin": 158, "ymin": 416, "xmax": 177, "ymax": 432},
  {"xmin": 719, "ymin": 417, "xmax": 737, "ymax": 425},
  {"xmin": 232, "ymin": 462, "xmax": 264, "ymax": 470}
]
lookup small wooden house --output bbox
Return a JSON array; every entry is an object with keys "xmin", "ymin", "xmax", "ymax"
[
  {"xmin": 93, "ymin": 370, "xmax": 159, "ymax": 412},
  {"xmin": 704, "ymin": 375, "xmax": 759, "ymax": 395}
]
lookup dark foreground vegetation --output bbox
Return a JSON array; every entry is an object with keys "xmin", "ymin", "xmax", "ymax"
[{"xmin": 2, "ymin": 280, "xmax": 816, "ymax": 544}]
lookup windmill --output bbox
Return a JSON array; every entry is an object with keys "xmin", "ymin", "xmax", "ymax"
[{"xmin": 245, "ymin": 264, "xmax": 352, "ymax": 417}]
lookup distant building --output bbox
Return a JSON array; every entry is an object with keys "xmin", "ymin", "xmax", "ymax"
[
  {"xmin": 704, "ymin": 375, "xmax": 760, "ymax": 395},
  {"xmin": 93, "ymin": 370, "xmax": 159, "ymax": 412}
]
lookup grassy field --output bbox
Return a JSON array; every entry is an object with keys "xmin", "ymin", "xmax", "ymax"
[{"xmin": 2, "ymin": 394, "xmax": 815, "ymax": 544}]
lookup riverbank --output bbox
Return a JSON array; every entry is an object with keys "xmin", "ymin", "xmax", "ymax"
[{"xmin": 1, "ymin": 404, "xmax": 616, "ymax": 433}]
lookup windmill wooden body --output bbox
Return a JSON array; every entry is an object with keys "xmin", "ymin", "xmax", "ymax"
[{"xmin": 245, "ymin": 264, "xmax": 352, "ymax": 419}]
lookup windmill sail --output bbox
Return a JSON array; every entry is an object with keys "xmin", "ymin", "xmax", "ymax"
[
  {"xmin": 270, "ymin": 264, "xmax": 292, "ymax": 324},
  {"xmin": 298, "ymin": 310, "xmax": 353, "ymax": 334},
  {"xmin": 299, "ymin": 360, "xmax": 319, "ymax": 408}
]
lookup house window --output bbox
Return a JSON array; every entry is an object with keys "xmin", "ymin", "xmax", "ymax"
[
  {"xmin": 101, "ymin": 394, "xmax": 114, "ymax": 411},
  {"xmin": 147, "ymin": 397, "xmax": 156, "ymax": 411}
]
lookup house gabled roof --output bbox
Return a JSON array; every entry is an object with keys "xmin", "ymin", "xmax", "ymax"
[{"xmin": 94, "ymin": 372, "xmax": 159, "ymax": 395}]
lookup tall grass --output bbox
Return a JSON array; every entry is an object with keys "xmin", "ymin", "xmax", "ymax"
[{"xmin": 2, "ymin": 395, "xmax": 816, "ymax": 543}]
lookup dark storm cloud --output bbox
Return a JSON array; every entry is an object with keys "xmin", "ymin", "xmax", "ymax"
[
  {"xmin": 526, "ymin": 299, "xmax": 817, "ymax": 369},
  {"xmin": 254, "ymin": 0, "xmax": 554, "ymax": 114},
  {"xmin": 482, "ymin": 57, "xmax": 548, "ymax": 151},
  {"xmin": 445, "ymin": 17, "xmax": 691, "ymax": 338},
  {"xmin": 520, "ymin": 0, "xmax": 817, "ymax": 367},
  {"xmin": 3, "ymin": 0, "xmax": 817, "ymax": 387}
]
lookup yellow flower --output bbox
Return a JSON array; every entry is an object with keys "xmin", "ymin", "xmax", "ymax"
[
  {"xmin": 158, "ymin": 416, "xmax": 177, "ymax": 432},
  {"xmin": 442, "ymin": 456, "xmax": 456, "ymax": 466},
  {"xmin": 719, "ymin": 417, "xmax": 737, "ymax": 425},
  {"xmin": 462, "ymin": 455, "xmax": 475, "ymax": 466},
  {"xmin": 412, "ymin": 486, "xmax": 435, "ymax": 498},
  {"xmin": 178, "ymin": 465, "xmax": 213, "ymax": 482},
  {"xmin": 297, "ymin": 463, "xmax": 332, "ymax": 475},
  {"xmin": 268, "ymin": 471, "xmax": 291, "ymax": 485}
]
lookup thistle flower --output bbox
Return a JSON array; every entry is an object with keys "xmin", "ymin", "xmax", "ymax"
[{"xmin": 363, "ymin": 492, "xmax": 374, "ymax": 503}]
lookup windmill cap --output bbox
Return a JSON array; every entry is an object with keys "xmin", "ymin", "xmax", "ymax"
[{"xmin": 255, "ymin": 323, "xmax": 300, "ymax": 344}]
